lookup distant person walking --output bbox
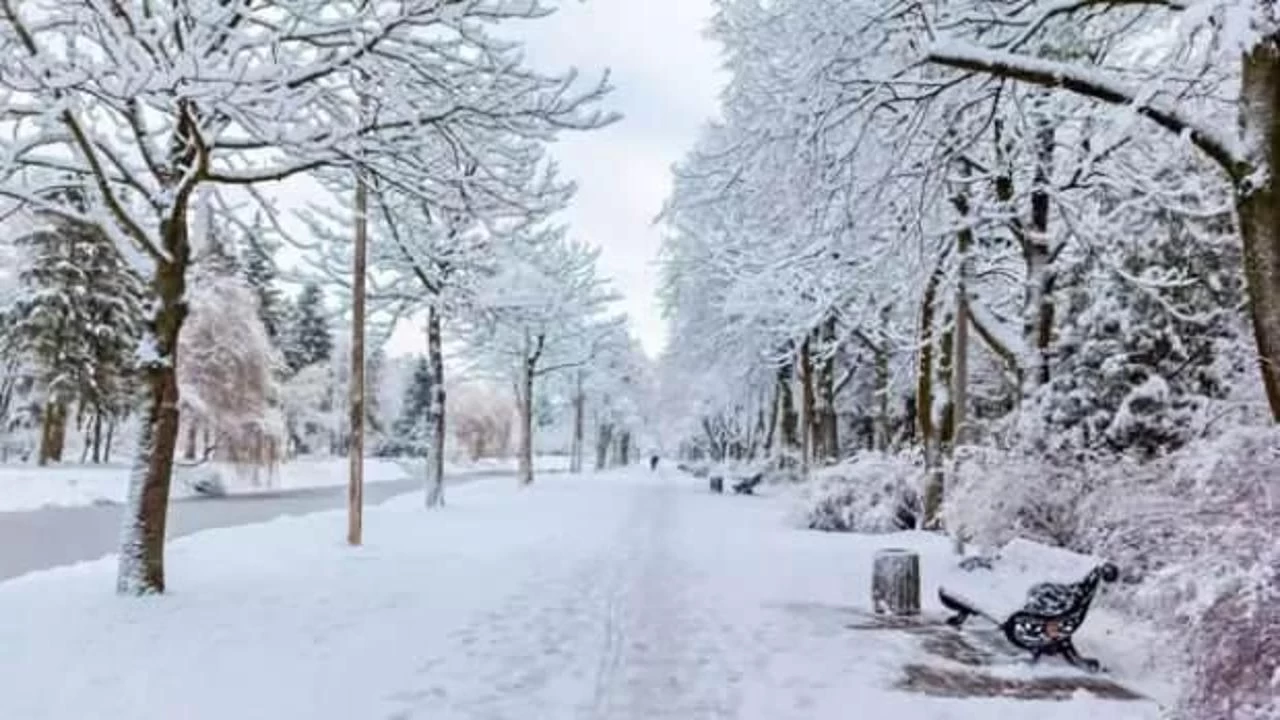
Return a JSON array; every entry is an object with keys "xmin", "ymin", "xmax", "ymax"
[{"xmin": 649, "ymin": 454, "xmax": 659, "ymax": 471}]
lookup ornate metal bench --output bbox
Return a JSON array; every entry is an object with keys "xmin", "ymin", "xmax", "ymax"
[{"xmin": 938, "ymin": 544, "xmax": 1119, "ymax": 672}]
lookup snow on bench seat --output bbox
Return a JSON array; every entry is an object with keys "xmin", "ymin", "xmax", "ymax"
[{"xmin": 944, "ymin": 538, "xmax": 1105, "ymax": 620}]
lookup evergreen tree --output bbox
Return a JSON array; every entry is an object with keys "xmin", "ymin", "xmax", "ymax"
[
  {"xmin": 287, "ymin": 283, "xmax": 333, "ymax": 372},
  {"xmin": 241, "ymin": 228, "xmax": 285, "ymax": 343},
  {"xmin": 7, "ymin": 194, "xmax": 146, "ymax": 463},
  {"xmin": 379, "ymin": 356, "xmax": 432, "ymax": 457}
]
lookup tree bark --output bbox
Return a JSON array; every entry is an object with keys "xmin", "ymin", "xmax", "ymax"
[
  {"xmin": 1025, "ymin": 115, "xmax": 1057, "ymax": 389},
  {"xmin": 518, "ymin": 356, "xmax": 535, "ymax": 485},
  {"xmin": 91, "ymin": 409, "xmax": 103, "ymax": 464},
  {"xmin": 117, "ymin": 258, "xmax": 187, "ymax": 595},
  {"xmin": 618, "ymin": 431, "xmax": 631, "ymax": 466},
  {"xmin": 104, "ymin": 417, "xmax": 115, "ymax": 463},
  {"xmin": 595, "ymin": 421, "xmax": 614, "ymax": 471},
  {"xmin": 425, "ymin": 305, "xmax": 446, "ymax": 508},
  {"xmin": 776, "ymin": 359, "xmax": 799, "ymax": 454},
  {"xmin": 918, "ymin": 261, "xmax": 945, "ymax": 528},
  {"xmin": 348, "ymin": 162, "xmax": 368, "ymax": 545},
  {"xmin": 184, "ymin": 419, "xmax": 198, "ymax": 461},
  {"xmin": 817, "ymin": 317, "xmax": 839, "ymax": 461},
  {"xmin": 571, "ymin": 369, "xmax": 585, "ymax": 473},
  {"xmin": 799, "ymin": 338, "xmax": 815, "ymax": 474},
  {"xmin": 1240, "ymin": 44, "xmax": 1280, "ymax": 420}
]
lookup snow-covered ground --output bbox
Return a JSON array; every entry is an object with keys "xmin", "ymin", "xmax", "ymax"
[
  {"xmin": 0, "ymin": 454, "xmax": 571, "ymax": 512},
  {"xmin": 0, "ymin": 468, "xmax": 1163, "ymax": 719}
]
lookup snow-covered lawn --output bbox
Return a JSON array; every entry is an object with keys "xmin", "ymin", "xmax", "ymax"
[
  {"xmin": 0, "ymin": 455, "xmax": 571, "ymax": 512},
  {"xmin": 0, "ymin": 468, "xmax": 1164, "ymax": 719}
]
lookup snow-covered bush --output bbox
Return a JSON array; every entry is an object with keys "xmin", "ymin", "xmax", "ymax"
[
  {"xmin": 804, "ymin": 452, "xmax": 922, "ymax": 533},
  {"xmin": 1076, "ymin": 428, "xmax": 1280, "ymax": 719},
  {"xmin": 945, "ymin": 445, "xmax": 1106, "ymax": 552}
]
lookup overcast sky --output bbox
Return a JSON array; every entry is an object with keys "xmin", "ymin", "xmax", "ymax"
[{"xmin": 513, "ymin": 1, "xmax": 725, "ymax": 357}]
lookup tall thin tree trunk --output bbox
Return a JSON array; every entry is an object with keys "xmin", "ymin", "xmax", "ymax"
[
  {"xmin": 91, "ymin": 409, "xmax": 103, "ymax": 464},
  {"xmin": 425, "ymin": 305, "xmax": 446, "ymax": 508},
  {"xmin": 799, "ymin": 338, "xmax": 815, "ymax": 475},
  {"xmin": 348, "ymin": 161, "xmax": 368, "ymax": 545},
  {"xmin": 777, "ymin": 359, "xmax": 799, "ymax": 456},
  {"xmin": 518, "ymin": 357, "xmax": 535, "ymax": 485},
  {"xmin": 952, "ymin": 235, "xmax": 972, "ymax": 448},
  {"xmin": 618, "ymin": 431, "xmax": 631, "ymax": 466},
  {"xmin": 874, "ymin": 342, "xmax": 890, "ymax": 451},
  {"xmin": 762, "ymin": 380, "xmax": 779, "ymax": 457},
  {"xmin": 1024, "ymin": 114, "xmax": 1057, "ymax": 390},
  {"xmin": 918, "ymin": 261, "xmax": 945, "ymax": 528},
  {"xmin": 184, "ymin": 419, "xmax": 198, "ymax": 461},
  {"xmin": 104, "ymin": 417, "xmax": 116, "ymax": 463},
  {"xmin": 596, "ymin": 421, "xmax": 614, "ymax": 470},
  {"xmin": 571, "ymin": 370, "xmax": 584, "ymax": 473},
  {"xmin": 818, "ymin": 316, "xmax": 839, "ymax": 460},
  {"xmin": 1239, "ymin": 45, "xmax": 1280, "ymax": 421},
  {"xmin": 117, "ymin": 255, "xmax": 188, "ymax": 595}
]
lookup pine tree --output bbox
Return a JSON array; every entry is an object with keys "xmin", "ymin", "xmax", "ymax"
[
  {"xmin": 241, "ymin": 229, "xmax": 285, "ymax": 343},
  {"xmin": 7, "ymin": 195, "xmax": 146, "ymax": 464},
  {"xmin": 287, "ymin": 283, "xmax": 333, "ymax": 372},
  {"xmin": 379, "ymin": 355, "xmax": 432, "ymax": 457}
]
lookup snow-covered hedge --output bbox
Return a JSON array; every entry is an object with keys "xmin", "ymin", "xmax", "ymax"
[
  {"xmin": 803, "ymin": 452, "xmax": 922, "ymax": 533},
  {"xmin": 947, "ymin": 427, "xmax": 1280, "ymax": 718}
]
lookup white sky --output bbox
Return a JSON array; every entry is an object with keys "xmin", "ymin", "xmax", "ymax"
[{"xmin": 505, "ymin": 1, "xmax": 725, "ymax": 357}]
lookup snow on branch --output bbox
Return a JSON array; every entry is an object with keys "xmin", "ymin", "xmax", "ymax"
[{"xmin": 925, "ymin": 41, "xmax": 1247, "ymax": 178}]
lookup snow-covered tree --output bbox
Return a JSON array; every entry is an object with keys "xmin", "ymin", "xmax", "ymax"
[
  {"xmin": 381, "ymin": 355, "xmax": 432, "ymax": 458},
  {"xmin": 466, "ymin": 232, "xmax": 622, "ymax": 485},
  {"xmin": 287, "ymin": 284, "xmax": 334, "ymax": 374},
  {"xmin": 5, "ymin": 195, "xmax": 145, "ymax": 465},
  {"xmin": 0, "ymin": 0, "xmax": 611, "ymax": 593}
]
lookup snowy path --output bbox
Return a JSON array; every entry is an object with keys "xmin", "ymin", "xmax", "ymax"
[{"xmin": 0, "ymin": 469, "xmax": 1162, "ymax": 720}]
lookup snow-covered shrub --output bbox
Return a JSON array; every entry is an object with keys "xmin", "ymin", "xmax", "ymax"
[
  {"xmin": 804, "ymin": 452, "xmax": 922, "ymax": 533},
  {"xmin": 1179, "ymin": 558, "xmax": 1279, "ymax": 720},
  {"xmin": 945, "ymin": 445, "xmax": 1106, "ymax": 552},
  {"xmin": 1070, "ymin": 427, "xmax": 1280, "ymax": 718}
]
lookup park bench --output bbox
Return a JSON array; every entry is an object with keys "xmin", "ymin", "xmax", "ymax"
[
  {"xmin": 937, "ymin": 538, "xmax": 1119, "ymax": 672},
  {"xmin": 732, "ymin": 472, "xmax": 763, "ymax": 495}
]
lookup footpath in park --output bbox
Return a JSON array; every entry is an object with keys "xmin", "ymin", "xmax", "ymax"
[{"xmin": 0, "ymin": 468, "xmax": 1162, "ymax": 720}]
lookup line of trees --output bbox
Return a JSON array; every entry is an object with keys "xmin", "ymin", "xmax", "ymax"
[{"xmin": 0, "ymin": 0, "xmax": 643, "ymax": 595}]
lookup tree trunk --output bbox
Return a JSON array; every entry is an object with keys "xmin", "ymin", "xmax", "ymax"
[
  {"xmin": 762, "ymin": 380, "xmax": 779, "ymax": 457},
  {"xmin": 38, "ymin": 399, "xmax": 67, "ymax": 466},
  {"xmin": 1024, "ymin": 116, "xmax": 1057, "ymax": 390},
  {"xmin": 571, "ymin": 370, "xmax": 584, "ymax": 473},
  {"xmin": 874, "ymin": 338, "xmax": 891, "ymax": 451},
  {"xmin": 91, "ymin": 409, "xmax": 103, "ymax": 464},
  {"xmin": 918, "ymin": 261, "xmax": 945, "ymax": 528},
  {"xmin": 952, "ymin": 253, "xmax": 972, "ymax": 448},
  {"xmin": 618, "ymin": 431, "xmax": 631, "ymax": 466},
  {"xmin": 104, "ymin": 417, "xmax": 116, "ymax": 463},
  {"xmin": 184, "ymin": 419, "xmax": 198, "ymax": 461},
  {"xmin": 871, "ymin": 548, "xmax": 921, "ymax": 616},
  {"xmin": 817, "ymin": 317, "xmax": 839, "ymax": 461},
  {"xmin": 348, "ymin": 163, "xmax": 368, "ymax": 545},
  {"xmin": 117, "ymin": 258, "xmax": 187, "ymax": 595},
  {"xmin": 596, "ymin": 421, "xmax": 614, "ymax": 470},
  {"xmin": 776, "ymin": 360, "xmax": 799, "ymax": 454},
  {"xmin": 425, "ymin": 305, "xmax": 446, "ymax": 508},
  {"xmin": 1240, "ymin": 44, "xmax": 1280, "ymax": 421},
  {"xmin": 518, "ymin": 358, "xmax": 535, "ymax": 485},
  {"xmin": 799, "ymin": 338, "xmax": 815, "ymax": 474}
]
